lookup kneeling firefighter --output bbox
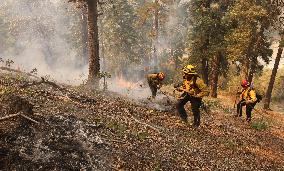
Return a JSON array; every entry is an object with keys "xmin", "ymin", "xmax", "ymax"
[
  {"xmin": 147, "ymin": 72, "xmax": 166, "ymax": 99},
  {"xmin": 236, "ymin": 80, "xmax": 260, "ymax": 122},
  {"xmin": 175, "ymin": 65, "xmax": 209, "ymax": 127}
]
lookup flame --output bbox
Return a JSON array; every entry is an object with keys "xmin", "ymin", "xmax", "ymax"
[{"xmin": 116, "ymin": 77, "xmax": 139, "ymax": 89}]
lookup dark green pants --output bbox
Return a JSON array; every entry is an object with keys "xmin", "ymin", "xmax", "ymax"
[
  {"xmin": 147, "ymin": 81, "xmax": 157, "ymax": 98},
  {"xmin": 237, "ymin": 100, "xmax": 256, "ymax": 122},
  {"xmin": 176, "ymin": 93, "xmax": 202, "ymax": 127}
]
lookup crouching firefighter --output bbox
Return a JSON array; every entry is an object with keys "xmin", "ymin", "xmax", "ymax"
[
  {"xmin": 175, "ymin": 65, "xmax": 209, "ymax": 127},
  {"xmin": 147, "ymin": 72, "xmax": 166, "ymax": 99},
  {"xmin": 236, "ymin": 80, "xmax": 261, "ymax": 122}
]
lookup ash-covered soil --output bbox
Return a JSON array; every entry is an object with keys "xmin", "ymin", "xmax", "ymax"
[{"xmin": 0, "ymin": 71, "xmax": 284, "ymax": 171}]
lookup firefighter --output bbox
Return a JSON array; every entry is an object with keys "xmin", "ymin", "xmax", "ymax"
[
  {"xmin": 175, "ymin": 65, "xmax": 209, "ymax": 127},
  {"xmin": 236, "ymin": 79, "xmax": 257, "ymax": 122},
  {"xmin": 147, "ymin": 72, "xmax": 166, "ymax": 99}
]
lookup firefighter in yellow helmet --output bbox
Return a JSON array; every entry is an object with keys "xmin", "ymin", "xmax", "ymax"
[
  {"xmin": 175, "ymin": 65, "xmax": 209, "ymax": 127},
  {"xmin": 237, "ymin": 79, "xmax": 258, "ymax": 122},
  {"xmin": 147, "ymin": 72, "xmax": 166, "ymax": 99}
]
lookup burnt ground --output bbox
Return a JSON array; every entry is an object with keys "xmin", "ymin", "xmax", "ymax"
[{"xmin": 0, "ymin": 71, "xmax": 284, "ymax": 171}]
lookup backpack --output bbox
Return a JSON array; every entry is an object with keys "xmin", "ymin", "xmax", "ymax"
[
  {"xmin": 248, "ymin": 88, "xmax": 262, "ymax": 103},
  {"xmin": 255, "ymin": 93, "xmax": 263, "ymax": 103}
]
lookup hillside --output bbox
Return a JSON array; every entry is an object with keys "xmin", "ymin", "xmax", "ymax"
[{"xmin": 0, "ymin": 71, "xmax": 284, "ymax": 171}]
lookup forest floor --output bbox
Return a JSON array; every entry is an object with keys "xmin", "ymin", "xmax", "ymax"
[{"xmin": 0, "ymin": 70, "xmax": 284, "ymax": 171}]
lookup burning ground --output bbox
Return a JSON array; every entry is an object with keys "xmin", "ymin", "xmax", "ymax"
[{"xmin": 0, "ymin": 70, "xmax": 284, "ymax": 170}]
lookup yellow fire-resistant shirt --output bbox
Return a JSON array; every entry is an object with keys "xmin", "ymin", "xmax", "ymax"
[
  {"xmin": 179, "ymin": 76, "xmax": 209, "ymax": 98},
  {"xmin": 240, "ymin": 87, "xmax": 257, "ymax": 103}
]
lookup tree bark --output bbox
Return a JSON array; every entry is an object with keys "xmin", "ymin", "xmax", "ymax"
[
  {"xmin": 264, "ymin": 35, "xmax": 283, "ymax": 109},
  {"xmin": 101, "ymin": 39, "xmax": 106, "ymax": 71},
  {"xmin": 210, "ymin": 53, "xmax": 221, "ymax": 98},
  {"xmin": 247, "ymin": 56, "xmax": 256, "ymax": 83},
  {"xmin": 248, "ymin": 25, "xmax": 264, "ymax": 83},
  {"xmin": 87, "ymin": 0, "xmax": 100, "ymax": 87},
  {"xmin": 82, "ymin": 6, "xmax": 88, "ymax": 66},
  {"xmin": 242, "ymin": 57, "xmax": 250, "ymax": 80},
  {"xmin": 153, "ymin": 0, "xmax": 159, "ymax": 71},
  {"xmin": 201, "ymin": 58, "xmax": 209, "ymax": 85}
]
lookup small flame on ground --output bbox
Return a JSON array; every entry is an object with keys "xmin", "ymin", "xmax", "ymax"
[
  {"xmin": 116, "ymin": 77, "xmax": 140, "ymax": 89},
  {"xmin": 107, "ymin": 77, "xmax": 149, "ymax": 100}
]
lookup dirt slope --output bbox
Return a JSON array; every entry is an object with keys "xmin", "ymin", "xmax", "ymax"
[{"xmin": 0, "ymin": 72, "xmax": 283, "ymax": 171}]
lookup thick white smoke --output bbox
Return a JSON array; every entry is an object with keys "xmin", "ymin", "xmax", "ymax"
[{"xmin": 0, "ymin": 0, "xmax": 88, "ymax": 84}]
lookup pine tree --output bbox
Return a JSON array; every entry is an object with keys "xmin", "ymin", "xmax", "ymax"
[
  {"xmin": 68, "ymin": 0, "xmax": 100, "ymax": 87},
  {"xmin": 224, "ymin": 0, "xmax": 272, "ymax": 82}
]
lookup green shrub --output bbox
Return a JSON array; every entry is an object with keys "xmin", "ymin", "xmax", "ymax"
[{"xmin": 251, "ymin": 120, "xmax": 268, "ymax": 131}]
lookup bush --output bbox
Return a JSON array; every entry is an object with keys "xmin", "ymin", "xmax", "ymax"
[{"xmin": 251, "ymin": 120, "xmax": 268, "ymax": 131}]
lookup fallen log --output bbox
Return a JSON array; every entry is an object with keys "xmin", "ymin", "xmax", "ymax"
[
  {"xmin": 0, "ymin": 112, "xmax": 39, "ymax": 124},
  {"xmin": 20, "ymin": 114, "xmax": 39, "ymax": 124},
  {"xmin": 0, "ymin": 113, "xmax": 20, "ymax": 121},
  {"xmin": 131, "ymin": 116, "xmax": 162, "ymax": 133}
]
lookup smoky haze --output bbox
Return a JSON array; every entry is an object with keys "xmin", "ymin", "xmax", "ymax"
[
  {"xmin": 0, "ymin": 0, "xmax": 187, "ymax": 101},
  {"xmin": 106, "ymin": 1, "xmax": 189, "ymax": 100},
  {"xmin": 0, "ymin": 0, "xmax": 88, "ymax": 84}
]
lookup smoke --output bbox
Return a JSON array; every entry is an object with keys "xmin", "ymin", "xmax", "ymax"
[
  {"xmin": 153, "ymin": 1, "xmax": 189, "ymax": 68},
  {"xmin": 107, "ymin": 78, "xmax": 150, "ymax": 100},
  {"xmin": 106, "ymin": 77, "xmax": 174, "ymax": 111},
  {"xmin": 106, "ymin": 1, "xmax": 190, "ymax": 100},
  {"xmin": 0, "ymin": 0, "xmax": 187, "ymax": 103},
  {"xmin": 0, "ymin": 0, "xmax": 88, "ymax": 84}
]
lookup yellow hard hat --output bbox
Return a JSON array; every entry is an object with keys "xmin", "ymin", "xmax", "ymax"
[{"xmin": 182, "ymin": 65, "xmax": 197, "ymax": 75}]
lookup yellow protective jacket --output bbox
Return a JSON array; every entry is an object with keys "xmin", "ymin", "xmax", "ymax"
[
  {"xmin": 178, "ymin": 76, "xmax": 209, "ymax": 98},
  {"xmin": 147, "ymin": 73, "xmax": 162, "ymax": 88},
  {"xmin": 240, "ymin": 87, "xmax": 257, "ymax": 103}
]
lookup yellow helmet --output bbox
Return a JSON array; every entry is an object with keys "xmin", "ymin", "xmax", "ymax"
[{"xmin": 182, "ymin": 65, "xmax": 197, "ymax": 75}]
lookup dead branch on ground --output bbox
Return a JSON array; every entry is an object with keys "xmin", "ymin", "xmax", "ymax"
[
  {"xmin": 0, "ymin": 112, "xmax": 39, "ymax": 124},
  {"xmin": 19, "ymin": 77, "xmax": 96, "ymax": 105},
  {"xmin": 0, "ymin": 66, "xmax": 39, "ymax": 79}
]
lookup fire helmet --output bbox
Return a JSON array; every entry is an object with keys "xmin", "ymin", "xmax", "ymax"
[
  {"xmin": 182, "ymin": 65, "xmax": 197, "ymax": 75},
  {"xmin": 158, "ymin": 72, "xmax": 165, "ymax": 80},
  {"xmin": 241, "ymin": 79, "xmax": 249, "ymax": 87}
]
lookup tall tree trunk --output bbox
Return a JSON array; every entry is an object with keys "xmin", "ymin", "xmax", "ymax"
[
  {"xmin": 242, "ymin": 57, "xmax": 250, "ymax": 80},
  {"xmin": 210, "ymin": 53, "xmax": 221, "ymax": 98},
  {"xmin": 264, "ymin": 35, "xmax": 284, "ymax": 109},
  {"xmin": 247, "ymin": 56, "xmax": 257, "ymax": 83},
  {"xmin": 243, "ymin": 24, "xmax": 258, "ymax": 82},
  {"xmin": 87, "ymin": 0, "xmax": 100, "ymax": 87},
  {"xmin": 153, "ymin": 0, "xmax": 159, "ymax": 71},
  {"xmin": 82, "ymin": 7, "xmax": 88, "ymax": 66},
  {"xmin": 201, "ymin": 34, "xmax": 209, "ymax": 85},
  {"xmin": 101, "ymin": 40, "xmax": 106, "ymax": 71},
  {"xmin": 248, "ymin": 25, "xmax": 264, "ymax": 83},
  {"xmin": 201, "ymin": 58, "xmax": 209, "ymax": 85}
]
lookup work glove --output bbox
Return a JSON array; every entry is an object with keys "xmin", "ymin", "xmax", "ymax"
[{"xmin": 157, "ymin": 84, "xmax": 162, "ymax": 89}]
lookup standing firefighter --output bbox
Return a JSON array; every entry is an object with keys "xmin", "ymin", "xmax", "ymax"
[
  {"xmin": 236, "ymin": 80, "xmax": 259, "ymax": 122},
  {"xmin": 147, "ymin": 72, "xmax": 166, "ymax": 99},
  {"xmin": 175, "ymin": 65, "xmax": 209, "ymax": 127}
]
